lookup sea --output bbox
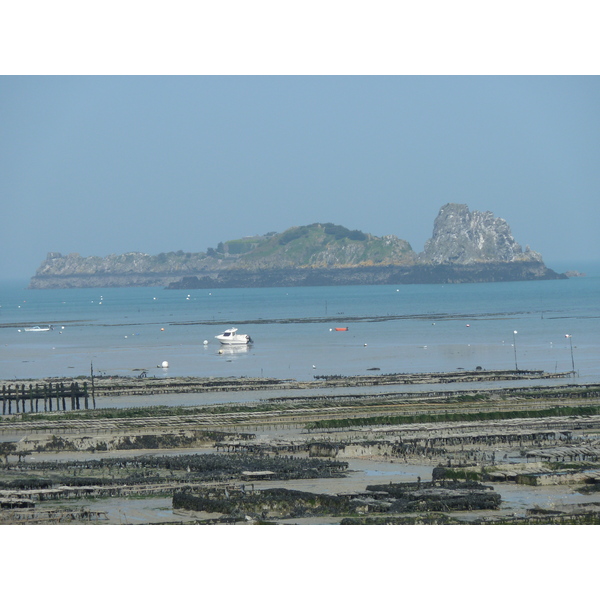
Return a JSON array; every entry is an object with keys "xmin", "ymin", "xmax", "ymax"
[{"xmin": 1, "ymin": 266, "xmax": 599, "ymax": 403}]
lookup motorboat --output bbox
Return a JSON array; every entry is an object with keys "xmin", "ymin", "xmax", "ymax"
[
  {"xmin": 23, "ymin": 325, "xmax": 53, "ymax": 332},
  {"xmin": 215, "ymin": 327, "xmax": 253, "ymax": 345}
]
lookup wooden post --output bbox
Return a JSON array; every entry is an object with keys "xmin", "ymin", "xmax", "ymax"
[
  {"xmin": 83, "ymin": 382, "xmax": 89, "ymax": 410},
  {"xmin": 47, "ymin": 383, "xmax": 53, "ymax": 412}
]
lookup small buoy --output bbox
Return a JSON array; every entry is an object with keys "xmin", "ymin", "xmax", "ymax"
[
  {"xmin": 466, "ymin": 324, "xmax": 470, "ymax": 327},
  {"xmin": 160, "ymin": 327, "xmax": 165, "ymax": 331},
  {"xmin": 312, "ymin": 365, "xmax": 316, "ymax": 369},
  {"xmin": 218, "ymin": 349, "xmax": 223, "ymax": 354},
  {"xmin": 203, "ymin": 340, "xmax": 208, "ymax": 345},
  {"xmin": 161, "ymin": 361, "xmax": 169, "ymax": 368},
  {"xmin": 364, "ymin": 343, "xmax": 368, "ymax": 347}
]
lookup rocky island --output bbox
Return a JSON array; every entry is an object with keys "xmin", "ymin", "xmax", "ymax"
[{"xmin": 28, "ymin": 204, "xmax": 565, "ymax": 289}]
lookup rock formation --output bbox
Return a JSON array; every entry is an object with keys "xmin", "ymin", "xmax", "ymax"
[
  {"xmin": 420, "ymin": 203, "xmax": 542, "ymax": 264},
  {"xmin": 28, "ymin": 205, "xmax": 565, "ymax": 289}
]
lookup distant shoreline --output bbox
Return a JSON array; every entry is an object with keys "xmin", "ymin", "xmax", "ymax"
[{"xmin": 27, "ymin": 261, "xmax": 566, "ymax": 289}]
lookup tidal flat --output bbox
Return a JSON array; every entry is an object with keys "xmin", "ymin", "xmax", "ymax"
[{"xmin": 2, "ymin": 372, "xmax": 600, "ymax": 525}]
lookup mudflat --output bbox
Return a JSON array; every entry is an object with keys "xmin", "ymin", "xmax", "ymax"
[{"xmin": 2, "ymin": 375, "xmax": 600, "ymax": 525}]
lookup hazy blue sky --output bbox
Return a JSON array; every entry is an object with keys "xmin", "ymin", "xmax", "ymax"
[{"xmin": 1, "ymin": 76, "xmax": 599, "ymax": 280}]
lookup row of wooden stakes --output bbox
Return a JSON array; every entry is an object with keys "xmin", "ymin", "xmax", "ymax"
[{"xmin": 1, "ymin": 382, "xmax": 96, "ymax": 415}]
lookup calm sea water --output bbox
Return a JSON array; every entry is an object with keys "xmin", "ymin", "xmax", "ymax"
[{"xmin": 1, "ymin": 274, "xmax": 599, "ymax": 386}]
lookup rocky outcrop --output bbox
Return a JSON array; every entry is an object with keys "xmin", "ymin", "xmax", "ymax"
[
  {"xmin": 167, "ymin": 261, "xmax": 563, "ymax": 289},
  {"xmin": 29, "ymin": 206, "xmax": 565, "ymax": 289},
  {"xmin": 419, "ymin": 203, "xmax": 543, "ymax": 264},
  {"xmin": 29, "ymin": 250, "xmax": 231, "ymax": 289},
  {"xmin": 29, "ymin": 224, "xmax": 418, "ymax": 289}
]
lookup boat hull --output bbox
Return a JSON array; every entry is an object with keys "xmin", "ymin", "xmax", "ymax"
[{"xmin": 217, "ymin": 338, "xmax": 251, "ymax": 345}]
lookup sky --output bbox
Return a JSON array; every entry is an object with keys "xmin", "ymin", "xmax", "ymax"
[
  {"xmin": 1, "ymin": 0, "xmax": 599, "ymax": 281},
  {"xmin": 1, "ymin": 75, "xmax": 599, "ymax": 280}
]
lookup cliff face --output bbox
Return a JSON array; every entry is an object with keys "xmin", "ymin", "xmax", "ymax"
[
  {"xmin": 419, "ymin": 203, "xmax": 542, "ymax": 264},
  {"xmin": 29, "ymin": 206, "xmax": 565, "ymax": 289}
]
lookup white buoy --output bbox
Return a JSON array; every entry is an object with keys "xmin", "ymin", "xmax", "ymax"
[
  {"xmin": 161, "ymin": 361, "xmax": 169, "ymax": 368},
  {"xmin": 203, "ymin": 340, "xmax": 208, "ymax": 345}
]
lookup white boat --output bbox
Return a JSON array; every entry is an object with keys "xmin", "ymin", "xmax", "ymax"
[
  {"xmin": 215, "ymin": 327, "xmax": 253, "ymax": 345},
  {"xmin": 23, "ymin": 325, "xmax": 53, "ymax": 332}
]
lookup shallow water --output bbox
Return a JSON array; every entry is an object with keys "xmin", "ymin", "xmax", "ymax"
[{"xmin": 1, "ymin": 276, "xmax": 599, "ymax": 386}]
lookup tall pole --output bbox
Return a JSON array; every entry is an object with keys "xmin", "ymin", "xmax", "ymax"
[
  {"xmin": 566, "ymin": 334, "xmax": 575, "ymax": 376},
  {"xmin": 90, "ymin": 361, "xmax": 96, "ymax": 409},
  {"xmin": 513, "ymin": 330, "xmax": 518, "ymax": 371}
]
